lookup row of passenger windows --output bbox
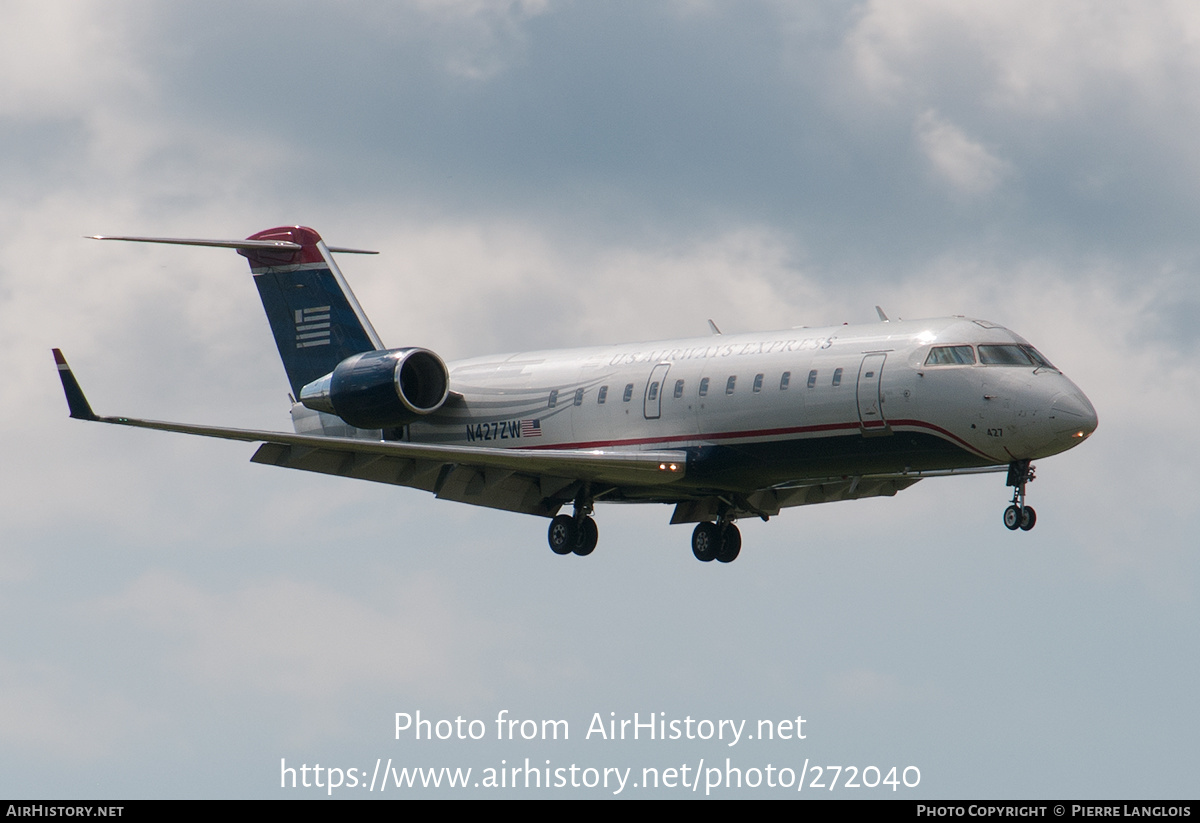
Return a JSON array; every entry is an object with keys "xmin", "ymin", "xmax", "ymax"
[
  {"xmin": 547, "ymin": 368, "xmax": 847, "ymax": 408},
  {"xmin": 925, "ymin": 344, "xmax": 1055, "ymax": 369}
]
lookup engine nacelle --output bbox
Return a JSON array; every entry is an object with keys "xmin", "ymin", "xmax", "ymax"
[{"xmin": 298, "ymin": 347, "xmax": 450, "ymax": 429}]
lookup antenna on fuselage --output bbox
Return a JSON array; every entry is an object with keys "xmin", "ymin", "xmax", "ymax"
[
  {"xmin": 875, "ymin": 306, "xmax": 890, "ymax": 322},
  {"xmin": 707, "ymin": 319, "xmax": 723, "ymax": 335}
]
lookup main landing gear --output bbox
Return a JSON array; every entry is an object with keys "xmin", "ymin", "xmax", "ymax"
[
  {"xmin": 547, "ymin": 496, "xmax": 598, "ymax": 556},
  {"xmin": 546, "ymin": 493, "xmax": 745, "ymax": 563},
  {"xmin": 691, "ymin": 519, "xmax": 742, "ymax": 563},
  {"xmin": 1003, "ymin": 459, "xmax": 1037, "ymax": 532}
]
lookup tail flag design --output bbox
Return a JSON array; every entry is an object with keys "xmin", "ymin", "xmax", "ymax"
[{"xmin": 240, "ymin": 226, "xmax": 384, "ymax": 397}]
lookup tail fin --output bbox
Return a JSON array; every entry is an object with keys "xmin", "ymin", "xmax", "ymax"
[
  {"xmin": 89, "ymin": 226, "xmax": 383, "ymax": 397},
  {"xmin": 238, "ymin": 227, "xmax": 383, "ymax": 397}
]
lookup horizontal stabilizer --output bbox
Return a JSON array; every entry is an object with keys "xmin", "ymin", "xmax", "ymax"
[
  {"xmin": 88, "ymin": 235, "xmax": 378, "ymax": 255},
  {"xmin": 91, "ymin": 227, "xmax": 385, "ymax": 397}
]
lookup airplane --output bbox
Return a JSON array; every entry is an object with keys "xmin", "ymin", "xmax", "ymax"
[{"xmin": 54, "ymin": 225, "xmax": 1098, "ymax": 563}]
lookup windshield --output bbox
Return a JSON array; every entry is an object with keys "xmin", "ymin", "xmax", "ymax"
[
  {"xmin": 925, "ymin": 345, "xmax": 976, "ymax": 365},
  {"xmin": 977, "ymin": 344, "xmax": 1056, "ymax": 369}
]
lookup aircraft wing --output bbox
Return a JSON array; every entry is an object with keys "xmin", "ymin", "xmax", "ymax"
[{"xmin": 53, "ymin": 350, "xmax": 687, "ymax": 518}]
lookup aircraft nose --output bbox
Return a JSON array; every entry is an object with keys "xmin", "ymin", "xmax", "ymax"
[{"xmin": 1050, "ymin": 389, "xmax": 1098, "ymax": 440}]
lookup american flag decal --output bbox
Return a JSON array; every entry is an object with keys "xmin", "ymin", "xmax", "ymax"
[
  {"xmin": 520, "ymin": 419, "xmax": 542, "ymax": 437},
  {"xmin": 295, "ymin": 305, "xmax": 331, "ymax": 348}
]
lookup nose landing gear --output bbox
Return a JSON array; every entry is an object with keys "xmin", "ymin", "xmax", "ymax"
[{"xmin": 1003, "ymin": 460, "xmax": 1037, "ymax": 531}]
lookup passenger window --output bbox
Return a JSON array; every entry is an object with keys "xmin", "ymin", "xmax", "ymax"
[
  {"xmin": 726, "ymin": 376, "xmax": 737, "ymax": 395},
  {"xmin": 699, "ymin": 377, "xmax": 709, "ymax": 397},
  {"xmin": 574, "ymin": 388, "xmax": 584, "ymax": 406},
  {"xmin": 623, "ymin": 383, "xmax": 634, "ymax": 402},
  {"xmin": 673, "ymin": 379, "xmax": 685, "ymax": 399},
  {"xmin": 780, "ymin": 371, "xmax": 791, "ymax": 390},
  {"xmin": 752, "ymin": 373, "xmax": 764, "ymax": 393},
  {"xmin": 925, "ymin": 345, "xmax": 975, "ymax": 366},
  {"xmin": 832, "ymin": 368, "xmax": 843, "ymax": 387},
  {"xmin": 648, "ymin": 382, "xmax": 659, "ymax": 401},
  {"xmin": 597, "ymin": 385, "xmax": 608, "ymax": 404},
  {"xmin": 807, "ymin": 370, "xmax": 817, "ymax": 388}
]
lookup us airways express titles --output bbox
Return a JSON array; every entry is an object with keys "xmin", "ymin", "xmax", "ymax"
[{"xmin": 54, "ymin": 226, "xmax": 1097, "ymax": 563}]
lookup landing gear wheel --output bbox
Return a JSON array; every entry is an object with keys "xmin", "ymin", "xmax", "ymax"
[
  {"xmin": 1003, "ymin": 505, "xmax": 1021, "ymax": 531},
  {"xmin": 1019, "ymin": 506, "xmax": 1037, "ymax": 531},
  {"xmin": 1003, "ymin": 460, "xmax": 1038, "ymax": 534},
  {"xmin": 692, "ymin": 522, "xmax": 719, "ymax": 562},
  {"xmin": 574, "ymin": 517, "xmax": 599, "ymax": 556},
  {"xmin": 716, "ymin": 524, "xmax": 741, "ymax": 563},
  {"xmin": 548, "ymin": 515, "xmax": 576, "ymax": 555}
]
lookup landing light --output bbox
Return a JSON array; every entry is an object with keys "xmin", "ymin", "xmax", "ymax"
[{"xmin": 658, "ymin": 463, "xmax": 679, "ymax": 472}]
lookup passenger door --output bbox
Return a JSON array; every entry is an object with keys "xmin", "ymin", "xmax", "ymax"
[
  {"xmin": 856, "ymin": 354, "xmax": 888, "ymax": 433},
  {"xmin": 643, "ymin": 363, "xmax": 671, "ymax": 420}
]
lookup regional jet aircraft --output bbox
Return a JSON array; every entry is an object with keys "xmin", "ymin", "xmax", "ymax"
[{"xmin": 54, "ymin": 226, "xmax": 1098, "ymax": 563}]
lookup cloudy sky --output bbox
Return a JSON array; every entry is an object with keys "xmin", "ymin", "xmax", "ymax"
[{"xmin": 2, "ymin": 0, "xmax": 1197, "ymax": 798}]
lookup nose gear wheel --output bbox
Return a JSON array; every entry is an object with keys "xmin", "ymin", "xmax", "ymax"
[{"xmin": 1003, "ymin": 460, "xmax": 1038, "ymax": 532}]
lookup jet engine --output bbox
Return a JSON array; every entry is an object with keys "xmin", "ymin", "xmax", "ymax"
[{"xmin": 298, "ymin": 348, "xmax": 450, "ymax": 429}]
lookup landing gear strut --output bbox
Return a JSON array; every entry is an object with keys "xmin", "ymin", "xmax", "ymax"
[
  {"xmin": 547, "ymin": 494, "xmax": 598, "ymax": 556},
  {"xmin": 691, "ymin": 517, "xmax": 742, "ymax": 563},
  {"xmin": 1003, "ymin": 460, "xmax": 1037, "ymax": 532}
]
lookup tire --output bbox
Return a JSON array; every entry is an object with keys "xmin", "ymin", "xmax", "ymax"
[
  {"xmin": 574, "ymin": 517, "xmax": 599, "ymax": 556},
  {"xmin": 1019, "ymin": 506, "xmax": 1037, "ymax": 531},
  {"xmin": 1003, "ymin": 505, "xmax": 1021, "ymax": 531},
  {"xmin": 716, "ymin": 524, "xmax": 741, "ymax": 563},
  {"xmin": 691, "ymin": 522, "xmax": 719, "ymax": 562},
  {"xmin": 548, "ymin": 515, "xmax": 576, "ymax": 555}
]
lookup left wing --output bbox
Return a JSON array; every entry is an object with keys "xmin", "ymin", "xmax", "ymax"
[{"xmin": 53, "ymin": 350, "xmax": 687, "ymax": 517}]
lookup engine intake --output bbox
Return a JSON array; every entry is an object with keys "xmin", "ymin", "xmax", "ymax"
[{"xmin": 299, "ymin": 348, "xmax": 450, "ymax": 429}]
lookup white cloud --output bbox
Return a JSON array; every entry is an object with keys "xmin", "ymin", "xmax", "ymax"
[
  {"xmin": 0, "ymin": 0, "xmax": 151, "ymax": 120},
  {"xmin": 846, "ymin": 0, "xmax": 1200, "ymax": 116},
  {"xmin": 350, "ymin": 219, "xmax": 828, "ymax": 359},
  {"xmin": 914, "ymin": 109, "xmax": 1009, "ymax": 196}
]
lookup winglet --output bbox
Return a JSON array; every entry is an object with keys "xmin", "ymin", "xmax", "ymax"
[
  {"xmin": 52, "ymin": 349, "xmax": 98, "ymax": 421},
  {"xmin": 875, "ymin": 306, "xmax": 889, "ymax": 322}
]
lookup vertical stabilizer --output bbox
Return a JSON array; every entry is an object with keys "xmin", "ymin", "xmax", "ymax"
[{"xmin": 240, "ymin": 226, "xmax": 384, "ymax": 397}]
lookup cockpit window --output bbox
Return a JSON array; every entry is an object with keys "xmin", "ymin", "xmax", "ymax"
[
  {"xmin": 1022, "ymin": 346, "xmax": 1055, "ymax": 369},
  {"xmin": 925, "ymin": 345, "xmax": 975, "ymax": 366},
  {"xmin": 978, "ymin": 344, "xmax": 1056, "ymax": 369}
]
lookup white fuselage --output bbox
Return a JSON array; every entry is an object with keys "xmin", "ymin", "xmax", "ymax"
[{"xmin": 385, "ymin": 316, "xmax": 1096, "ymax": 492}]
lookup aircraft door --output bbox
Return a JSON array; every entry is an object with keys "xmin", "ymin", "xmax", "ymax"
[
  {"xmin": 643, "ymin": 363, "xmax": 671, "ymax": 420},
  {"xmin": 856, "ymin": 353, "xmax": 888, "ymax": 433}
]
